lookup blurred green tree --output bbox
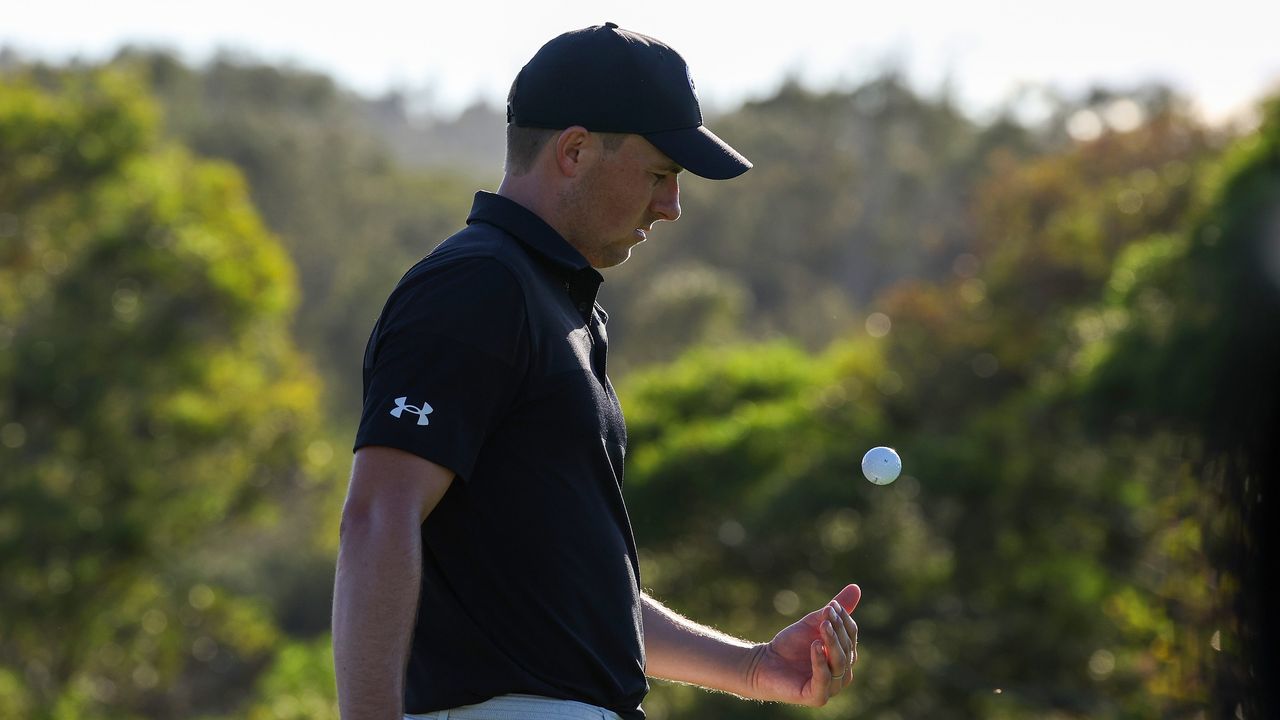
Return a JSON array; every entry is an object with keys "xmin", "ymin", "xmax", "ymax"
[
  {"xmin": 239, "ymin": 637, "xmax": 338, "ymax": 720},
  {"xmin": 108, "ymin": 49, "xmax": 480, "ymax": 417},
  {"xmin": 621, "ymin": 339, "xmax": 1160, "ymax": 718},
  {"xmin": 5, "ymin": 47, "xmax": 1266, "ymax": 719},
  {"xmin": 604, "ymin": 74, "xmax": 1030, "ymax": 370},
  {"xmin": 0, "ymin": 70, "xmax": 319, "ymax": 718},
  {"xmin": 853, "ymin": 88, "xmax": 1229, "ymax": 719},
  {"xmin": 1073, "ymin": 96, "xmax": 1280, "ymax": 719},
  {"xmin": 618, "ymin": 89, "xmax": 1238, "ymax": 719}
]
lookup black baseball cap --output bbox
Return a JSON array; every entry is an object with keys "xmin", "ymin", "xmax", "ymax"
[{"xmin": 507, "ymin": 22, "xmax": 752, "ymax": 180}]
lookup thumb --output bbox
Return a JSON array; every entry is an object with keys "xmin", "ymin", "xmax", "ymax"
[{"xmin": 834, "ymin": 583, "xmax": 861, "ymax": 613}]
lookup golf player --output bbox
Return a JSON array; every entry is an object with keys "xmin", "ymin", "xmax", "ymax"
[{"xmin": 333, "ymin": 23, "xmax": 861, "ymax": 720}]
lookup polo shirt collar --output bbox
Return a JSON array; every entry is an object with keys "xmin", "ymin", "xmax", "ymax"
[{"xmin": 466, "ymin": 191, "xmax": 603, "ymax": 284}]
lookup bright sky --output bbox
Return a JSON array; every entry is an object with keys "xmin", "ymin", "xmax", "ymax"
[{"xmin": 4, "ymin": 0, "xmax": 1278, "ymax": 123}]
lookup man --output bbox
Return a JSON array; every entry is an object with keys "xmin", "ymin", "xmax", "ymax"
[{"xmin": 333, "ymin": 23, "xmax": 860, "ymax": 720}]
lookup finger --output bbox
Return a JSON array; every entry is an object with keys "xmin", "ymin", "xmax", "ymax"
[
  {"xmin": 830, "ymin": 601, "xmax": 858, "ymax": 658},
  {"xmin": 835, "ymin": 583, "xmax": 861, "ymax": 614},
  {"xmin": 822, "ymin": 619, "xmax": 847, "ymax": 677},
  {"xmin": 821, "ymin": 621, "xmax": 849, "ymax": 698},
  {"xmin": 809, "ymin": 639, "xmax": 830, "ymax": 702},
  {"xmin": 826, "ymin": 604, "xmax": 853, "ymax": 659},
  {"xmin": 843, "ymin": 614, "xmax": 859, "ymax": 669},
  {"xmin": 845, "ymin": 623, "xmax": 858, "ymax": 687},
  {"xmin": 835, "ymin": 607, "xmax": 858, "ymax": 689}
]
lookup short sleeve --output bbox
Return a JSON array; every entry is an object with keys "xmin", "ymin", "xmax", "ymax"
[{"xmin": 354, "ymin": 257, "xmax": 528, "ymax": 480}]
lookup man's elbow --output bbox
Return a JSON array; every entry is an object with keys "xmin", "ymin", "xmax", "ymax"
[
  {"xmin": 338, "ymin": 498, "xmax": 376, "ymax": 546},
  {"xmin": 338, "ymin": 493, "xmax": 425, "ymax": 550}
]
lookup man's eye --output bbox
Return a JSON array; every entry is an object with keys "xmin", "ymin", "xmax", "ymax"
[{"xmin": 651, "ymin": 173, "xmax": 667, "ymax": 185}]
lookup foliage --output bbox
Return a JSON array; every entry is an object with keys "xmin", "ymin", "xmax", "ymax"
[
  {"xmin": 619, "ymin": 89, "xmax": 1260, "ymax": 719},
  {"xmin": 605, "ymin": 75, "xmax": 1004, "ymax": 366},
  {"xmin": 4, "ymin": 50, "xmax": 1273, "ymax": 719},
  {"xmin": 1072, "ymin": 96, "xmax": 1280, "ymax": 719},
  {"xmin": 622, "ymin": 343, "xmax": 1179, "ymax": 718},
  {"xmin": 0, "ymin": 70, "xmax": 319, "ymax": 718},
  {"xmin": 108, "ymin": 49, "xmax": 481, "ymax": 416},
  {"xmin": 236, "ymin": 637, "xmax": 338, "ymax": 720}
]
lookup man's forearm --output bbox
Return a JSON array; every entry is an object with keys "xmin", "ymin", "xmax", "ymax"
[
  {"xmin": 641, "ymin": 593, "xmax": 763, "ymax": 698},
  {"xmin": 332, "ymin": 507, "xmax": 423, "ymax": 720}
]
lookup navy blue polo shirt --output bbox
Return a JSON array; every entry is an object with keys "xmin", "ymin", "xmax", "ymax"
[{"xmin": 354, "ymin": 191, "xmax": 646, "ymax": 719}]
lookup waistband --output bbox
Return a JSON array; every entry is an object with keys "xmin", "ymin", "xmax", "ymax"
[{"xmin": 405, "ymin": 693, "xmax": 624, "ymax": 720}]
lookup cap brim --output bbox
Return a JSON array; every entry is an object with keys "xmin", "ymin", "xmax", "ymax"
[{"xmin": 644, "ymin": 125, "xmax": 752, "ymax": 180}]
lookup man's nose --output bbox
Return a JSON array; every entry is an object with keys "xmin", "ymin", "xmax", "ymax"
[{"xmin": 652, "ymin": 175, "xmax": 681, "ymax": 223}]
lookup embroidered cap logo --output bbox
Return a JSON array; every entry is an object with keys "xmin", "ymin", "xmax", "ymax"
[{"xmin": 390, "ymin": 396, "xmax": 433, "ymax": 426}]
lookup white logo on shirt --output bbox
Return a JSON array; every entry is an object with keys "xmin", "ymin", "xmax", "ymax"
[{"xmin": 389, "ymin": 396, "xmax": 433, "ymax": 426}]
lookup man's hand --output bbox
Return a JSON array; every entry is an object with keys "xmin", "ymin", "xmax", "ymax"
[{"xmin": 743, "ymin": 584, "xmax": 861, "ymax": 706}]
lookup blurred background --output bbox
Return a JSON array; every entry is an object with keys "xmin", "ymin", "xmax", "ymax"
[{"xmin": 2, "ymin": 2, "xmax": 1278, "ymax": 718}]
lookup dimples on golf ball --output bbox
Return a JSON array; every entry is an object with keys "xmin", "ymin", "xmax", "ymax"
[{"xmin": 862, "ymin": 446, "xmax": 901, "ymax": 485}]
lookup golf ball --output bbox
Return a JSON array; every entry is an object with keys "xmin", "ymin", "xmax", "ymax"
[{"xmin": 862, "ymin": 446, "xmax": 901, "ymax": 485}]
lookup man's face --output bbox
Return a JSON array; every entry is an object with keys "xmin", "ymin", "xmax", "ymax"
[{"xmin": 560, "ymin": 134, "xmax": 682, "ymax": 268}]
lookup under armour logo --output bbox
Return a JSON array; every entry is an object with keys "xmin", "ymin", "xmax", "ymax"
[{"xmin": 389, "ymin": 396, "xmax": 433, "ymax": 426}]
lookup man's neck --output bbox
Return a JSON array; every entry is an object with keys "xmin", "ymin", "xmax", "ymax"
[{"xmin": 496, "ymin": 175, "xmax": 577, "ymax": 251}]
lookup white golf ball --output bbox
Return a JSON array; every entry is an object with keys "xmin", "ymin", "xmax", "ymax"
[{"xmin": 861, "ymin": 446, "xmax": 902, "ymax": 485}]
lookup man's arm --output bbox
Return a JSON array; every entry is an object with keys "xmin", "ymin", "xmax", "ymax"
[
  {"xmin": 332, "ymin": 446, "xmax": 455, "ymax": 720},
  {"xmin": 641, "ymin": 593, "xmax": 757, "ymax": 695},
  {"xmin": 642, "ymin": 584, "xmax": 860, "ymax": 707}
]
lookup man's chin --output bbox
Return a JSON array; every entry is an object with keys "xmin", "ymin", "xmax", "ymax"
[{"xmin": 592, "ymin": 245, "xmax": 636, "ymax": 270}]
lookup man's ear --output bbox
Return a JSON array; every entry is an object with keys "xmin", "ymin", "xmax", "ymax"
[{"xmin": 554, "ymin": 126, "xmax": 596, "ymax": 178}]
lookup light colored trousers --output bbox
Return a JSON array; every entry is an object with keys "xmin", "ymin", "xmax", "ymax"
[{"xmin": 405, "ymin": 693, "xmax": 624, "ymax": 720}]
